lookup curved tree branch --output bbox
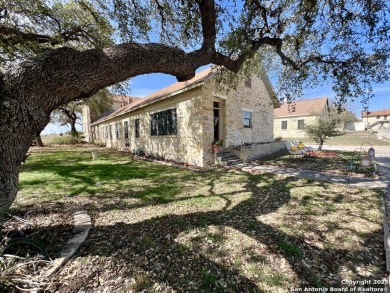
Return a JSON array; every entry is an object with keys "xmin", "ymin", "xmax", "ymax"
[{"xmin": 4, "ymin": 43, "xmax": 197, "ymax": 113}]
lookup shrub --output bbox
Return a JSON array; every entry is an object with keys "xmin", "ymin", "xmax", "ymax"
[
  {"xmin": 47, "ymin": 135, "xmax": 78, "ymax": 145},
  {"xmin": 133, "ymin": 146, "xmax": 145, "ymax": 156}
]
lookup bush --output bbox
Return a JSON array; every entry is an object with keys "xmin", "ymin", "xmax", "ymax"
[
  {"xmin": 47, "ymin": 135, "xmax": 78, "ymax": 145},
  {"xmin": 133, "ymin": 146, "xmax": 145, "ymax": 156}
]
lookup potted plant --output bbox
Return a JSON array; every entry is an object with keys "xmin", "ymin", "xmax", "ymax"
[{"xmin": 212, "ymin": 139, "xmax": 223, "ymax": 153}]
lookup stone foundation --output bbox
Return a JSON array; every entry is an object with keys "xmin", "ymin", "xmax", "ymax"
[{"xmin": 228, "ymin": 142, "xmax": 286, "ymax": 162}]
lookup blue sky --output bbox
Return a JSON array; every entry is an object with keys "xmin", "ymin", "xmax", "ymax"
[{"xmin": 41, "ymin": 67, "xmax": 389, "ymax": 135}]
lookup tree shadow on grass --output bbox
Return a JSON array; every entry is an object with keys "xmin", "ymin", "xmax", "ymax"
[{"xmin": 4, "ymin": 173, "xmax": 386, "ymax": 292}]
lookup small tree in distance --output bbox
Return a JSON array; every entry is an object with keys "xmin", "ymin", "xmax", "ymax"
[{"xmin": 304, "ymin": 117, "xmax": 340, "ymax": 150}]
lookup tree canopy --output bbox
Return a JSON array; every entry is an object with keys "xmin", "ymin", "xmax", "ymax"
[{"xmin": 1, "ymin": 0, "xmax": 389, "ymax": 105}]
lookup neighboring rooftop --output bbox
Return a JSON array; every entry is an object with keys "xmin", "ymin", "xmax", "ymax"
[
  {"xmin": 112, "ymin": 95, "xmax": 140, "ymax": 106},
  {"xmin": 361, "ymin": 109, "xmax": 390, "ymax": 118},
  {"xmin": 274, "ymin": 97, "xmax": 329, "ymax": 118}
]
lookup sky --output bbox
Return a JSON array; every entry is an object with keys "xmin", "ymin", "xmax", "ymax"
[{"xmin": 41, "ymin": 68, "xmax": 390, "ymax": 135}]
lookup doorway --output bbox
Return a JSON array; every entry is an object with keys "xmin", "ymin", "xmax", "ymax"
[{"xmin": 213, "ymin": 101, "xmax": 220, "ymax": 141}]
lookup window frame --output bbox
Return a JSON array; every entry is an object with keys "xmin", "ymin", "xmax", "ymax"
[
  {"xmin": 244, "ymin": 78, "xmax": 251, "ymax": 88},
  {"xmin": 115, "ymin": 123, "xmax": 120, "ymax": 139},
  {"xmin": 243, "ymin": 111, "xmax": 252, "ymax": 128},
  {"xmin": 124, "ymin": 121, "xmax": 129, "ymax": 139},
  {"xmin": 150, "ymin": 108, "xmax": 177, "ymax": 136},
  {"xmin": 135, "ymin": 119, "xmax": 140, "ymax": 138},
  {"xmin": 297, "ymin": 119, "xmax": 305, "ymax": 130}
]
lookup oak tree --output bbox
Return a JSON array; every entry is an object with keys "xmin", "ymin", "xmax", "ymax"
[{"xmin": 0, "ymin": 0, "xmax": 389, "ymax": 214}]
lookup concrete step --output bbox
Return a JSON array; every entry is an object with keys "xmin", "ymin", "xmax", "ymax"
[
  {"xmin": 225, "ymin": 160, "xmax": 243, "ymax": 166},
  {"xmin": 220, "ymin": 155, "xmax": 239, "ymax": 161},
  {"xmin": 215, "ymin": 151, "xmax": 231, "ymax": 157},
  {"xmin": 215, "ymin": 149, "xmax": 244, "ymax": 167}
]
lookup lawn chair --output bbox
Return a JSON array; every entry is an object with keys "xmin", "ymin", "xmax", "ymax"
[
  {"xmin": 292, "ymin": 141, "xmax": 315, "ymax": 152},
  {"xmin": 285, "ymin": 141, "xmax": 306, "ymax": 159}
]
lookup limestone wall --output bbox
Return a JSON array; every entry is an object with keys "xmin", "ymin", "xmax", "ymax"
[
  {"xmin": 274, "ymin": 115, "xmax": 317, "ymax": 138},
  {"xmin": 345, "ymin": 122, "xmax": 365, "ymax": 131},
  {"xmin": 229, "ymin": 142, "xmax": 286, "ymax": 162},
  {"xmin": 201, "ymin": 74, "xmax": 275, "ymax": 165},
  {"xmin": 81, "ymin": 105, "xmax": 91, "ymax": 142},
  {"xmin": 91, "ymin": 87, "xmax": 205, "ymax": 166}
]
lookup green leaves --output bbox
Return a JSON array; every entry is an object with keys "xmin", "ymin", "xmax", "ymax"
[
  {"xmin": 1, "ymin": 0, "xmax": 389, "ymax": 106},
  {"xmin": 0, "ymin": 0, "xmax": 113, "ymax": 69},
  {"xmin": 304, "ymin": 117, "xmax": 339, "ymax": 149}
]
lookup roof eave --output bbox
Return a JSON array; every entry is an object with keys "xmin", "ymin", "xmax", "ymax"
[{"xmin": 91, "ymin": 81, "xmax": 204, "ymax": 126}]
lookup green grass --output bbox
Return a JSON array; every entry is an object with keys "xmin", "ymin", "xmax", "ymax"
[
  {"xmin": 8, "ymin": 146, "xmax": 385, "ymax": 292},
  {"xmin": 19, "ymin": 148, "xmax": 205, "ymax": 204},
  {"xmin": 276, "ymin": 241, "xmax": 303, "ymax": 258},
  {"xmin": 283, "ymin": 130, "xmax": 390, "ymax": 146}
]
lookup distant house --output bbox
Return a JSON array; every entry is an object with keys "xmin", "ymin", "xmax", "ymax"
[
  {"xmin": 89, "ymin": 67, "xmax": 278, "ymax": 167},
  {"xmin": 361, "ymin": 109, "xmax": 390, "ymax": 130},
  {"xmin": 273, "ymin": 97, "xmax": 329, "ymax": 138}
]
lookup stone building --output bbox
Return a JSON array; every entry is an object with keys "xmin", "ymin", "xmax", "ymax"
[
  {"xmin": 90, "ymin": 67, "xmax": 278, "ymax": 167},
  {"xmin": 82, "ymin": 95, "xmax": 139, "ymax": 142},
  {"xmin": 361, "ymin": 109, "xmax": 390, "ymax": 130},
  {"xmin": 273, "ymin": 97, "xmax": 329, "ymax": 139}
]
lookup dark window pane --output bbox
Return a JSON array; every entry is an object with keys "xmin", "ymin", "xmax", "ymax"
[
  {"xmin": 245, "ymin": 78, "xmax": 251, "ymax": 88},
  {"xmin": 150, "ymin": 108, "xmax": 177, "ymax": 136},
  {"xmin": 297, "ymin": 119, "xmax": 305, "ymax": 130},
  {"xmin": 124, "ymin": 121, "xmax": 129, "ymax": 138},
  {"xmin": 243, "ymin": 111, "xmax": 252, "ymax": 127},
  {"xmin": 135, "ymin": 119, "xmax": 140, "ymax": 138},
  {"xmin": 115, "ymin": 123, "xmax": 119, "ymax": 139}
]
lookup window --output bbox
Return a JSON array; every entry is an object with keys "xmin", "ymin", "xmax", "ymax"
[
  {"xmin": 115, "ymin": 123, "xmax": 120, "ymax": 139},
  {"xmin": 124, "ymin": 121, "xmax": 129, "ymax": 138},
  {"xmin": 245, "ymin": 77, "xmax": 252, "ymax": 88},
  {"xmin": 245, "ymin": 78, "xmax": 251, "ymax": 88},
  {"xmin": 281, "ymin": 121, "xmax": 287, "ymax": 130},
  {"xmin": 243, "ymin": 111, "xmax": 252, "ymax": 128},
  {"xmin": 135, "ymin": 119, "xmax": 140, "ymax": 138},
  {"xmin": 297, "ymin": 119, "xmax": 305, "ymax": 130},
  {"xmin": 150, "ymin": 108, "xmax": 177, "ymax": 136}
]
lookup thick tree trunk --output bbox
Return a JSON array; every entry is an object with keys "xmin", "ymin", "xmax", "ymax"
[
  {"xmin": 0, "ymin": 95, "xmax": 49, "ymax": 213},
  {"xmin": 70, "ymin": 119, "xmax": 78, "ymax": 138},
  {"xmin": 318, "ymin": 139, "xmax": 324, "ymax": 150},
  {"xmin": 36, "ymin": 134, "xmax": 44, "ymax": 147}
]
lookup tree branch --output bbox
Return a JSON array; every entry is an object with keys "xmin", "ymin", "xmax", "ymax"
[
  {"xmin": 5, "ymin": 43, "xmax": 196, "ymax": 112},
  {"xmin": 0, "ymin": 26, "xmax": 54, "ymax": 44},
  {"xmin": 188, "ymin": 0, "xmax": 217, "ymax": 68}
]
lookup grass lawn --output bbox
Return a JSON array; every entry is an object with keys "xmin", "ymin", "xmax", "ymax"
[
  {"xmin": 1, "ymin": 146, "xmax": 386, "ymax": 292},
  {"xmin": 282, "ymin": 130, "xmax": 390, "ymax": 146}
]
